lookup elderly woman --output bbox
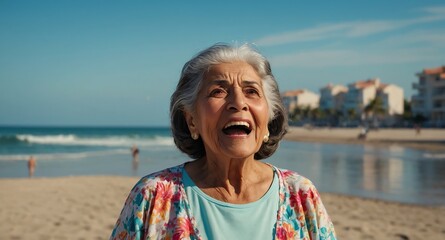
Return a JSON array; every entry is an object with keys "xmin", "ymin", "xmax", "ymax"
[{"xmin": 111, "ymin": 43, "xmax": 336, "ymax": 240}]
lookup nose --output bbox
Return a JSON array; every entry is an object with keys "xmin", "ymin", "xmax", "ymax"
[{"xmin": 227, "ymin": 88, "xmax": 248, "ymax": 111}]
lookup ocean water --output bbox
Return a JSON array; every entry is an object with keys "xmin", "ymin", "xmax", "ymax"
[
  {"xmin": 0, "ymin": 126, "xmax": 183, "ymax": 177},
  {"xmin": 1, "ymin": 126, "xmax": 444, "ymax": 205}
]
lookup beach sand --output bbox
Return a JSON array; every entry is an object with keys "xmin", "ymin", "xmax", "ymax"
[
  {"xmin": 1, "ymin": 128, "xmax": 445, "ymax": 239},
  {"xmin": 0, "ymin": 176, "xmax": 136, "ymax": 240},
  {"xmin": 1, "ymin": 176, "xmax": 444, "ymax": 240},
  {"xmin": 285, "ymin": 127, "xmax": 445, "ymax": 151}
]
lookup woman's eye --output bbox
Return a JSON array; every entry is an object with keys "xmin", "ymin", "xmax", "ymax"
[
  {"xmin": 209, "ymin": 88, "xmax": 226, "ymax": 97},
  {"xmin": 245, "ymin": 88, "xmax": 260, "ymax": 96}
]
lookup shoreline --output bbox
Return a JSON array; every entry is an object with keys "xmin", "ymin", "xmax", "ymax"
[
  {"xmin": 1, "ymin": 176, "xmax": 444, "ymax": 239},
  {"xmin": 1, "ymin": 128, "xmax": 444, "ymax": 239},
  {"xmin": 284, "ymin": 127, "xmax": 445, "ymax": 151}
]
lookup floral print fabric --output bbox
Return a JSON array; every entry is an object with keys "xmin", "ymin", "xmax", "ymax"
[{"xmin": 110, "ymin": 164, "xmax": 336, "ymax": 240}]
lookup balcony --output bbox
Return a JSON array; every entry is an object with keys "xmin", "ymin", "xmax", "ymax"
[
  {"xmin": 411, "ymin": 95, "xmax": 425, "ymax": 103},
  {"xmin": 432, "ymin": 106, "xmax": 445, "ymax": 112},
  {"xmin": 412, "ymin": 82, "xmax": 426, "ymax": 89},
  {"xmin": 433, "ymin": 94, "xmax": 445, "ymax": 101},
  {"xmin": 430, "ymin": 74, "xmax": 445, "ymax": 86}
]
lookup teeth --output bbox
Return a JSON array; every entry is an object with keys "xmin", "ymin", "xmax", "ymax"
[{"xmin": 224, "ymin": 121, "xmax": 250, "ymax": 129}]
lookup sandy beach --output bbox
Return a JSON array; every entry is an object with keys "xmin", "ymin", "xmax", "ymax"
[
  {"xmin": 0, "ymin": 176, "xmax": 137, "ymax": 240},
  {"xmin": 1, "ymin": 128, "xmax": 444, "ymax": 239},
  {"xmin": 285, "ymin": 127, "xmax": 445, "ymax": 151},
  {"xmin": 1, "ymin": 176, "xmax": 444, "ymax": 240}
]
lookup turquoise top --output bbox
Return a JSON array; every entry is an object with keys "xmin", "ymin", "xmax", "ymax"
[
  {"xmin": 111, "ymin": 164, "xmax": 337, "ymax": 240},
  {"xmin": 183, "ymin": 168, "xmax": 279, "ymax": 240}
]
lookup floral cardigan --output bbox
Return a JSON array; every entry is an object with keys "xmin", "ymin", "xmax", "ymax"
[{"xmin": 110, "ymin": 164, "xmax": 336, "ymax": 240}]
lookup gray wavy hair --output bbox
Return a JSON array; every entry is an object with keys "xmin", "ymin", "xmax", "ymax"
[{"xmin": 170, "ymin": 43, "xmax": 288, "ymax": 160}]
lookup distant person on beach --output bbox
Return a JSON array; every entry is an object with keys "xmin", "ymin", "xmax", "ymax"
[
  {"xmin": 358, "ymin": 126, "xmax": 368, "ymax": 140},
  {"xmin": 131, "ymin": 144, "xmax": 139, "ymax": 173},
  {"xmin": 414, "ymin": 124, "xmax": 421, "ymax": 136},
  {"xmin": 111, "ymin": 43, "xmax": 336, "ymax": 239},
  {"xmin": 27, "ymin": 156, "xmax": 36, "ymax": 178}
]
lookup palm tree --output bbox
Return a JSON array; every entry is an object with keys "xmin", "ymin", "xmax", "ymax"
[
  {"xmin": 364, "ymin": 96, "xmax": 386, "ymax": 127},
  {"xmin": 290, "ymin": 106, "xmax": 303, "ymax": 122},
  {"xmin": 310, "ymin": 108, "xmax": 323, "ymax": 121},
  {"xmin": 302, "ymin": 105, "xmax": 312, "ymax": 121},
  {"xmin": 347, "ymin": 108, "xmax": 356, "ymax": 121},
  {"xmin": 402, "ymin": 99, "xmax": 412, "ymax": 122}
]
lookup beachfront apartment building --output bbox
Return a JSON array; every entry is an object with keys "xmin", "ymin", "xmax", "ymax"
[
  {"xmin": 281, "ymin": 89, "xmax": 319, "ymax": 114},
  {"xmin": 412, "ymin": 66, "xmax": 445, "ymax": 127},
  {"xmin": 376, "ymin": 83, "xmax": 404, "ymax": 124},
  {"xmin": 343, "ymin": 78, "xmax": 404, "ymax": 125},
  {"xmin": 319, "ymin": 84, "xmax": 348, "ymax": 112},
  {"xmin": 343, "ymin": 78, "xmax": 380, "ymax": 117}
]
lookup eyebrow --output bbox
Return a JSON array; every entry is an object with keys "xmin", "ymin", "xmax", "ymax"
[{"xmin": 209, "ymin": 79, "xmax": 262, "ymax": 87}]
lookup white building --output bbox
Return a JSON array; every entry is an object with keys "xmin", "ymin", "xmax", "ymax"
[
  {"xmin": 343, "ymin": 78, "xmax": 404, "ymax": 124},
  {"xmin": 319, "ymin": 84, "xmax": 348, "ymax": 112},
  {"xmin": 412, "ymin": 66, "xmax": 445, "ymax": 126},
  {"xmin": 281, "ymin": 89, "xmax": 319, "ymax": 114},
  {"xmin": 344, "ymin": 78, "xmax": 380, "ymax": 117},
  {"xmin": 377, "ymin": 84, "xmax": 404, "ymax": 125}
]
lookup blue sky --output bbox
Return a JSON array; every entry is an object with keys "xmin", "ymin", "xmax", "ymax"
[{"xmin": 1, "ymin": 0, "xmax": 444, "ymax": 126}]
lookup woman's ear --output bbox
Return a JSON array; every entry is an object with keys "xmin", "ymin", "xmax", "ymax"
[{"xmin": 184, "ymin": 111, "xmax": 198, "ymax": 139}]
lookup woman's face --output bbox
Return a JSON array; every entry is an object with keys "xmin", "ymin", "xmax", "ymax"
[{"xmin": 186, "ymin": 62, "xmax": 269, "ymax": 160}]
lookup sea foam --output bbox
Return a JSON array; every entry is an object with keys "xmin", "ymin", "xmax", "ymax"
[
  {"xmin": 15, "ymin": 134, "xmax": 174, "ymax": 147},
  {"xmin": 0, "ymin": 148, "xmax": 130, "ymax": 161}
]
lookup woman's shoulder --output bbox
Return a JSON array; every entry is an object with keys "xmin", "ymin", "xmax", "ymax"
[
  {"xmin": 273, "ymin": 166, "xmax": 317, "ymax": 191},
  {"xmin": 130, "ymin": 164, "xmax": 185, "ymax": 193},
  {"xmin": 273, "ymin": 166, "xmax": 325, "ymax": 206}
]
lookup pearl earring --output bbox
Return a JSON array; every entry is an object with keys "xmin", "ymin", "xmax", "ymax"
[
  {"xmin": 263, "ymin": 133, "xmax": 269, "ymax": 143},
  {"xmin": 191, "ymin": 133, "xmax": 199, "ymax": 140}
]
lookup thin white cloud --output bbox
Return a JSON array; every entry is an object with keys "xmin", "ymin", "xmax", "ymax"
[
  {"xmin": 254, "ymin": 23, "xmax": 352, "ymax": 45},
  {"xmin": 255, "ymin": 5, "xmax": 445, "ymax": 46},
  {"xmin": 270, "ymin": 50, "xmax": 358, "ymax": 67},
  {"xmin": 422, "ymin": 6, "xmax": 445, "ymax": 15},
  {"xmin": 269, "ymin": 47, "xmax": 442, "ymax": 68},
  {"xmin": 379, "ymin": 29, "xmax": 445, "ymax": 46},
  {"xmin": 343, "ymin": 20, "xmax": 408, "ymax": 37}
]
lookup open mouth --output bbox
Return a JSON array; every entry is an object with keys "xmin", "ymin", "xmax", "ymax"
[{"xmin": 222, "ymin": 121, "xmax": 252, "ymax": 135}]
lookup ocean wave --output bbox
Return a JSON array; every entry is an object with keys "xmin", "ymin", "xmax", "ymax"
[
  {"xmin": 0, "ymin": 135, "xmax": 22, "ymax": 144},
  {"xmin": 0, "ymin": 149, "xmax": 130, "ymax": 161},
  {"xmin": 12, "ymin": 134, "xmax": 174, "ymax": 147}
]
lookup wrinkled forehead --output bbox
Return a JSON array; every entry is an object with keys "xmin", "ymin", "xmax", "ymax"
[{"xmin": 202, "ymin": 62, "xmax": 263, "ymax": 84}]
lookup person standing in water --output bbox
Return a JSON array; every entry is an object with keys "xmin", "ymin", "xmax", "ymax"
[
  {"xmin": 28, "ymin": 156, "xmax": 36, "ymax": 178},
  {"xmin": 131, "ymin": 145, "xmax": 140, "ymax": 174}
]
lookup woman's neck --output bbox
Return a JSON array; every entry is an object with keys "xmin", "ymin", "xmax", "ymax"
[{"xmin": 185, "ymin": 156, "xmax": 273, "ymax": 203}]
